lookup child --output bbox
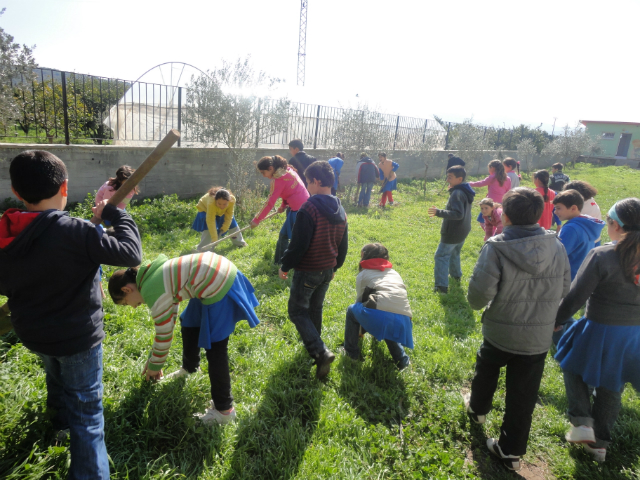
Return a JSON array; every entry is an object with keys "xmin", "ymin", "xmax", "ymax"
[
  {"xmin": 108, "ymin": 251, "xmax": 260, "ymax": 425},
  {"xmin": 0, "ymin": 150, "xmax": 142, "ymax": 479},
  {"xmin": 327, "ymin": 152, "xmax": 344, "ymax": 196},
  {"xmin": 343, "ymin": 243, "xmax": 412, "ymax": 369},
  {"xmin": 447, "ymin": 153, "xmax": 465, "ymax": 170},
  {"xmin": 428, "ymin": 166, "xmax": 476, "ymax": 294},
  {"xmin": 549, "ymin": 162, "xmax": 570, "ymax": 192},
  {"xmin": 533, "ymin": 170, "xmax": 556, "ymax": 230},
  {"xmin": 468, "ymin": 159, "xmax": 511, "ymax": 204},
  {"xmin": 356, "ymin": 153, "xmax": 379, "ymax": 207},
  {"xmin": 478, "ymin": 198, "xmax": 503, "ymax": 241},
  {"xmin": 251, "ymin": 155, "xmax": 310, "ymax": 264},
  {"xmin": 95, "ymin": 165, "xmax": 138, "ymax": 225},
  {"xmin": 378, "ymin": 152, "xmax": 399, "ymax": 207},
  {"xmin": 192, "ymin": 187, "xmax": 247, "ymax": 251},
  {"xmin": 503, "ymin": 158, "xmax": 520, "ymax": 189},
  {"xmin": 564, "ymin": 180, "xmax": 602, "ymax": 244},
  {"xmin": 464, "ymin": 187, "xmax": 571, "ymax": 472},
  {"xmin": 279, "ymin": 161, "xmax": 349, "ymax": 378},
  {"xmin": 554, "ymin": 198, "xmax": 640, "ymax": 463},
  {"xmin": 288, "ymin": 138, "xmax": 317, "ymax": 189}
]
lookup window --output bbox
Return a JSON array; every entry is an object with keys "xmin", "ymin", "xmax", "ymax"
[{"xmin": 602, "ymin": 132, "xmax": 615, "ymax": 140}]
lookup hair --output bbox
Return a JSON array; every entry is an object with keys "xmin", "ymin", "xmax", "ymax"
[
  {"xmin": 533, "ymin": 170, "xmax": 550, "ymax": 201},
  {"xmin": 288, "ymin": 139, "xmax": 304, "ymax": 151},
  {"xmin": 256, "ymin": 155, "xmax": 288, "ymax": 172},
  {"xmin": 107, "ymin": 165, "xmax": 137, "ymax": 193},
  {"xmin": 108, "ymin": 267, "xmax": 139, "ymax": 304},
  {"xmin": 448, "ymin": 153, "xmax": 454, "ymax": 158},
  {"xmin": 378, "ymin": 152, "xmax": 387, "ymax": 158},
  {"xmin": 503, "ymin": 157, "xmax": 520, "ymax": 175},
  {"xmin": 610, "ymin": 198, "xmax": 640, "ymax": 282},
  {"xmin": 502, "ymin": 187, "xmax": 545, "ymax": 225},
  {"xmin": 478, "ymin": 198, "xmax": 501, "ymax": 209},
  {"xmin": 360, "ymin": 152, "xmax": 367, "ymax": 159},
  {"xmin": 564, "ymin": 180, "xmax": 597, "ymax": 200},
  {"xmin": 553, "ymin": 189, "xmax": 584, "ymax": 211},
  {"xmin": 336, "ymin": 152, "xmax": 344, "ymax": 159},
  {"xmin": 359, "ymin": 243, "xmax": 389, "ymax": 271},
  {"xmin": 446, "ymin": 165, "xmax": 466, "ymax": 181},
  {"xmin": 305, "ymin": 161, "xmax": 335, "ymax": 188},
  {"xmin": 10, "ymin": 150, "xmax": 68, "ymax": 204},
  {"xmin": 488, "ymin": 159, "xmax": 507, "ymax": 186},
  {"xmin": 207, "ymin": 186, "xmax": 231, "ymax": 201},
  {"xmin": 552, "ymin": 162, "xmax": 564, "ymax": 171}
]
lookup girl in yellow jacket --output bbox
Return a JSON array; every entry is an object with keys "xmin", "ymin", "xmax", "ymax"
[{"xmin": 192, "ymin": 187, "xmax": 247, "ymax": 251}]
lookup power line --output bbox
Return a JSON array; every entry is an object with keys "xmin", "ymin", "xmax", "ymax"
[{"xmin": 297, "ymin": 0, "xmax": 308, "ymax": 86}]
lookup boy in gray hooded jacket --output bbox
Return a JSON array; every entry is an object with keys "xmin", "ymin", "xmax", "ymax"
[{"xmin": 463, "ymin": 187, "xmax": 571, "ymax": 472}]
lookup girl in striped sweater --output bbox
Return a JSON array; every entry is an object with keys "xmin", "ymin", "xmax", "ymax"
[{"xmin": 108, "ymin": 252, "xmax": 260, "ymax": 425}]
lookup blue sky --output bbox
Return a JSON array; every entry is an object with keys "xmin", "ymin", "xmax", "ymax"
[{"xmin": 3, "ymin": 0, "xmax": 638, "ymax": 132}]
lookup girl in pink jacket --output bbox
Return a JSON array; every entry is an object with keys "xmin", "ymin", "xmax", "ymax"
[
  {"xmin": 251, "ymin": 155, "xmax": 310, "ymax": 264},
  {"xmin": 95, "ymin": 166, "xmax": 138, "ymax": 225},
  {"xmin": 468, "ymin": 159, "xmax": 511, "ymax": 203},
  {"xmin": 478, "ymin": 198, "xmax": 503, "ymax": 241}
]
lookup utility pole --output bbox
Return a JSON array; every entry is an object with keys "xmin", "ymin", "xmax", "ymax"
[
  {"xmin": 551, "ymin": 117, "xmax": 557, "ymax": 137},
  {"xmin": 297, "ymin": 1, "xmax": 308, "ymax": 86}
]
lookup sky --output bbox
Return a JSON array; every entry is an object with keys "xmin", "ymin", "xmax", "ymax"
[{"xmin": 2, "ymin": 0, "xmax": 639, "ymax": 133}]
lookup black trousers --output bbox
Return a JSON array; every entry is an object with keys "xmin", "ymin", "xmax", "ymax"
[
  {"xmin": 181, "ymin": 326, "xmax": 233, "ymax": 411},
  {"xmin": 469, "ymin": 340, "xmax": 547, "ymax": 456}
]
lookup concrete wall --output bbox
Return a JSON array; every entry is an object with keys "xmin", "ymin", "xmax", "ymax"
[
  {"xmin": 0, "ymin": 143, "xmax": 569, "ymax": 203},
  {"xmin": 583, "ymin": 122, "xmax": 640, "ymax": 159}
]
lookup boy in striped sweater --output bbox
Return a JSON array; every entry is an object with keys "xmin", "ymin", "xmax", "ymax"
[
  {"xmin": 279, "ymin": 161, "xmax": 349, "ymax": 378},
  {"xmin": 109, "ymin": 252, "xmax": 260, "ymax": 425}
]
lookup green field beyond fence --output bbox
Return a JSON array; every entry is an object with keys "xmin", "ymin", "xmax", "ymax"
[{"xmin": 1, "ymin": 164, "xmax": 639, "ymax": 479}]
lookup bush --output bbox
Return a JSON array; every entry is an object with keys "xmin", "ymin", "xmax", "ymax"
[{"xmin": 128, "ymin": 194, "xmax": 195, "ymax": 234}]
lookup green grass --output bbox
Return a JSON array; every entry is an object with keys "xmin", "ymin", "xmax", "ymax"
[{"xmin": 1, "ymin": 163, "xmax": 640, "ymax": 479}]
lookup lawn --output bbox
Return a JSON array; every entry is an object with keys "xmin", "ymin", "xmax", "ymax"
[{"xmin": 1, "ymin": 163, "xmax": 640, "ymax": 479}]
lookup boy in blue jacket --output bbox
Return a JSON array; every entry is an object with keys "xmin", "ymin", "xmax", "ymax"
[{"xmin": 0, "ymin": 150, "xmax": 142, "ymax": 479}]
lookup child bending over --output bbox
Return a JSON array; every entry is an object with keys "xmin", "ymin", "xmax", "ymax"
[
  {"xmin": 192, "ymin": 186, "xmax": 247, "ymax": 250},
  {"xmin": 478, "ymin": 198, "xmax": 503, "ymax": 241}
]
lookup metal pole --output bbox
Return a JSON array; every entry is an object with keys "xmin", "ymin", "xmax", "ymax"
[
  {"xmin": 445, "ymin": 122, "xmax": 451, "ymax": 150},
  {"xmin": 61, "ymin": 71, "xmax": 70, "ymax": 145},
  {"xmin": 392, "ymin": 115, "xmax": 400, "ymax": 151},
  {"xmin": 422, "ymin": 119, "xmax": 428, "ymax": 143},
  {"xmin": 508, "ymin": 130, "xmax": 513, "ymax": 149},
  {"xmin": 177, "ymin": 87, "xmax": 182, "ymax": 147},
  {"xmin": 313, "ymin": 104, "xmax": 321, "ymax": 149},
  {"xmin": 255, "ymin": 98, "xmax": 261, "ymax": 148}
]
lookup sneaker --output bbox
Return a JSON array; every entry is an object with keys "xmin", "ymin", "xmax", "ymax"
[
  {"xmin": 196, "ymin": 400, "xmax": 236, "ymax": 425},
  {"xmin": 397, "ymin": 356, "xmax": 411, "ymax": 370},
  {"xmin": 434, "ymin": 286, "xmax": 448, "ymax": 294},
  {"xmin": 54, "ymin": 428, "xmax": 70, "ymax": 443},
  {"xmin": 315, "ymin": 348, "xmax": 336, "ymax": 379},
  {"xmin": 337, "ymin": 346, "xmax": 361, "ymax": 362},
  {"xmin": 565, "ymin": 425, "xmax": 596, "ymax": 444},
  {"xmin": 583, "ymin": 442, "xmax": 606, "ymax": 462},
  {"xmin": 486, "ymin": 438, "xmax": 521, "ymax": 471},
  {"xmin": 462, "ymin": 392, "xmax": 485, "ymax": 424},
  {"xmin": 163, "ymin": 367, "xmax": 199, "ymax": 381}
]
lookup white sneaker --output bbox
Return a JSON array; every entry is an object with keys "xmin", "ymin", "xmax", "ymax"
[
  {"xmin": 566, "ymin": 425, "xmax": 596, "ymax": 444},
  {"xmin": 486, "ymin": 438, "xmax": 521, "ymax": 471},
  {"xmin": 196, "ymin": 400, "xmax": 236, "ymax": 425},
  {"xmin": 163, "ymin": 367, "xmax": 199, "ymax": 381},
  {"xmin": 462, "ymin": 392, "xmax": 485, "ymax": 424},
  {"xmin": 583, "ymin": 443, "xmax": 606, "ymax": 462}
]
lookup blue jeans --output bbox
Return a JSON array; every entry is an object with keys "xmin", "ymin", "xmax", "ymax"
[
  {"xmin": 36, "ymin": 343, "xmax": 109, "ymax": 480},
  {"xmin": 344, "ymin": 305, "xmax": 409, "ymax": 368},
  {"xmin": 288, "ymin": 269, "xmax": 333, "ymax": 357},
  {"xmin": 434, "ymin": 241, "xmax": 464, "ymax": 288},
  {"xmin": 358, "ymin": 182, "xmax": 374, "ymax": 206}
]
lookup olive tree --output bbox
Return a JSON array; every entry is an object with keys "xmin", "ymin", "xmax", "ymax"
[
  {"xmin": 450, "ymin": 120, "xmax": 489, "ymax": 175},
  {"xmin": 542, "ymin": 123, "xmax": 602, "ymax": 168},
  {"xmin": 516, "ymin": 138, "xmax": 538, "ymax": 174},
  {"xmin": 407, "ymin": 128, "xmax": 445, "ymax": 196}
]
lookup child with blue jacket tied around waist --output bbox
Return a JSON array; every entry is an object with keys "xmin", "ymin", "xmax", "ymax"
[
  {"xmin": 378, "ymin": 152, "xmax": 399, "ymax": 207},
  {"xmin": 343, "ymin": 243, "xmax": 412, "ymax": 369},
  {"xmin": 108, "ymin": 252, "xmax": 260, "ymax": 425},
  {"xmin": 464, "ymin": 187, "xmax": 571, "ymax": 472},
  {"xmin": 192, "ymin": 186, "xmax": 247, "ymax": 250}
]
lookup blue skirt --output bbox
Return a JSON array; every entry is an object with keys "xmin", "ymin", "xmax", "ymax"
[
  {"xmin": 179, "ymin": 271, "xmax": 260, "ymax": 348},
  {"xmin": 280, "ymin": 209, "xmax": 298, "ymax": 239},
  {"xmin": 381, "ymin": 178, "xmax": 397, "ymax": 192},
  {"xmin": 191, "ymin": 211, "xmax": 239, "ymax": 234},
  {"xmin": 350, "ymin": 302, "xmax": 413, "ymax": 349},
  {"xmin": 555, "ymin": 317, "xmax": 640, "ymax": 392}
]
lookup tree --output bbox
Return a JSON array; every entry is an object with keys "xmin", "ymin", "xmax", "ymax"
[
  {"xmin": 450, "ymin": 120, "xmax": 489, "ymax": 175},
  {"xmin": 542, "ymin": 123, "xmax": 602, "ymax": 168},
  {"xmin": 516, "ymin": 138, "xmax": 537, "ymax": 174},
  {"xmin": 407, "ymin": 128, "xmax": 445, "ymax": 196},
  {"xmin": 0, "ymin": 9, "xmax": 36, "ymax": 130},
  {"xmin": 331, "ymin": 103, "xmax": 391, "ymax": 159}
]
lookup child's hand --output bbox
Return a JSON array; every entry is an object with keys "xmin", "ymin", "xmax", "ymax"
[
  {"xmin": 553, "ymin": 325, "xmax": 563, "ymax": 332},
  {"xmin": 278, "ymin": 268, "xmax": 288, "ymax": 280},
  {"xmin": 277, "ymin": 204, "xmax": 287, "ymax": 214},
  {"xmin": 250, "ymin": 220, "xmax": 259, "ymax": 229},
  {"xmin": 142, "ymin": 360, "xmax": 163, "ymax": 382},
  {"xmin": 428, "ymin": 206, "xmax": 438, "ymax": 217},
  {"xmin": 92, "ymin": 200, "xmax": 109, "ymax": 219}
]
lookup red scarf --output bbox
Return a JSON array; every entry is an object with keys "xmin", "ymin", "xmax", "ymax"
[
  {"xmin": 0, "ymin": 209, "xmax": 40, "ymax": 248},
  {"xmin": 360, "ymin": 258, "xmax": 393, "ymax": 271}
]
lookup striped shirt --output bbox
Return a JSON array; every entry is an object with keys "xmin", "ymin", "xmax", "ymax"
[{"xmin": 137, "ymin": 253, "xmax": 237, "ymax": 372}]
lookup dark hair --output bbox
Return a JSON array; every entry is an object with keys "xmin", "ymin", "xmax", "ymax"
[
  {"xmin": 206, "ymin": 186, "xmax": 231, "ymax": 201},
  {"xmin": 305, "ymin": 161, "xmax": 335, "ymax": 188},
  {"xmin": 478, "ymin": 197, "xmax": 501, "ymax": 209},
  {"xmin": 257, "ymin": 155, "xmax": 288, "ymax": 172},
  {"xmin": 534, "ymin": 170, "xmax": 550, "ymax": 201},
  {"xmin": 611, "ymin": 198, "xmax": 640, "ymax": 282},
  {"xmin": 446, "ymin": 165, "xmax": 466, "ymax": 181},
  {"xmin": 107, "ymin": 165, "xmax": 137, "ymax": 193},
  {"xmin": 360, "ymin": 152, "xmax": 367, "ymax": 159},
  {"xmin": 288, "ymin": 139, "xmax": 304, "ymax": 151},
  {"xmin": 336, "ymin": 152, "xmax": 344, "ymax": 159},
  {"xmin": 564, "ymin": 180, "xmax": 597, "ymax": 200},
  {"xmin": 503, "ymin": 157, "xmax": 520, "ymax": 175},
  {"xmin": 448, "ymin": 153, "xmax": 454, "ymax": 157},
  {"xmin": 108, "ymin": 267, "xmax": 139, "ymax": 304},
  {"xmin": 378, "ymin": 152, "xmax": 387, "ymax": 158},
  {"xmin": 488, "ymin": 159, "xmax": 507, "ymax": 186},
  {"xmin": 10, "ymin": 150, "xmax": 68, "ymax": 204},
  {"xmin": 552, "ymin": 162, "xmax": 564, "ymax": 171},
  {"xmin": 553, "ymin": 189, "xmax": 584, "ymax": 211},
  {"xmin": 502, "ymin": 187, "xmax": 544, "ymax": 225},
  {"xmin": 360, "ymin": 243, "xmax": 389, "ymax": 271}
]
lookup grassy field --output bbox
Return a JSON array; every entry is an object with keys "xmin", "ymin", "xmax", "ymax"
[{"xmin": 1, "ymin": 163, "xmax": 640, "ymax": 479}]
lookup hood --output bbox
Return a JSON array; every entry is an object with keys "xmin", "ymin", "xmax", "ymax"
[
  {"xmin": 488, "ymin": 225, "xmax": 559, "ymax": 275},
  {"xmin": 450, "ymin": 183, "xmax": 476, "ymax": 203},
  {"xmin": 307, "ymin": 194, "xmax": 346, "ymax": 225},
  {"xmin": 295, "ymin": 151, "xmax": 316, "ymax": 163},
  {"xmin": 359, "ymin": 157, "xmax": 374, "ymax": 164},
  {"xmin": 0, "ymin": 209, "xmax": 65, "ymax": 256},
  {"xmin": 568, "ymin": 215, "xmax": 605, "ymax": 241}
]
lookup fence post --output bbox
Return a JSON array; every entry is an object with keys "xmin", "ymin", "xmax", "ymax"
[
  {"xmin": 177, "ymin": 87, "xmax": 182, "ymax": 147},
  {"xmin": 422, "ymin": 119, "xmax": 428, "ymax": 143},
  {"xmin": 508, "ymin": 130, "xmax": 513, "ymax": 149},
  {"xmin": 483, "ymin": 126, "xmax": 487, "ymax": 139},
  {"xmin": 313, "ymin": 105, "xmax": 321, "ymax": 149},
  {"xmin": 445, "ymin": 122, "xmax": 451, "ymax": 150},
  {"xmin": 497, "ymin": 129, "xmax": 501, "ymax": 145},
  {"xmin": 60, "ymin": 71, "xmax": 70, "ymax": 145},
  {"xmin": 255, "ymin": 98, "xmax": 261, "ymax": 148},
  {"xmin": 392, "ymin": 115, "xmax": 400, "ymax": 151}
]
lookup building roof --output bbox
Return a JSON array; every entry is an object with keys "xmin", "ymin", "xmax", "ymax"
[{"xmin": 580, "ymin": 120, "xmax": 640, "ymax": 127}]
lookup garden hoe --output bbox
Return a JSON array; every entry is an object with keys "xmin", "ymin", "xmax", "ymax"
[{"xmin": 197, "ymin": 210, "xmax": 282, "ymax": 252}]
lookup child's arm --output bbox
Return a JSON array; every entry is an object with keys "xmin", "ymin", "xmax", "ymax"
[
  {"xmin": 254, "ymin": 180, "xmax": 285, "ymax": 224},
  {"xmin": 220, "ymin": 202, "xmax": 234, "ymax": 233},
  {"xmin": 335, "ymin": 224, "xmax": 349, "ymax": 272},
  {"xmin": 280, "ymin": 210, "xmax": 314, "ymax": 272},
  {"xmin": 392, "ymin": 162, "xmax": 399, "ymax": 172},
  {"xmin": 95, "ymin": 184, "xmax": 107, "ymax": 206},
  {"xmin": 467, "ymin": 245, "xmax": 500, "ymax": 310},
  {"xmin": 555, "ymin": 249, "xmax": 599, "ymax": 325},
  {"xmin": 557, "ymin": 224, "xmax": 578, "ymax": 257},
  {"xmin": 379, "ymin": 167, "xmax": 384, "ymax": 181},
  {"xmin": 146, "ymin": 301, "xmax": 180, "ymax": 374},
  {"xmin": 356, "ymin": 271, "xmax": 365, "ymax": 302},
  {"xmin": 434, "ymin": 191, "xmax": 465, "ymax": 220},
  {"xmin": 468, "ymin": 176, "xmax": 492, "ymax": 188},
  {"xmin": 87, "ymin": 204, "xmax": 142, "ymax": 267}
]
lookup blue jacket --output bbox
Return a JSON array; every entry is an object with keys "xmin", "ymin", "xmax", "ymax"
[
  {"xmin": 558, "ymin": 215, "xmax": 605, "ymax": 279},
  {"xmin": 327, "ymin": 157, "xmax": 344, "ymax": 190}
]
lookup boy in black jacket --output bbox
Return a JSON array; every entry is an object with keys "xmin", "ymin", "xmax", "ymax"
[
  {"xmin": 288, "ymin": 138, "xmax": 317, "ymax": 189},
  {"xmin": 279, "ymin": 161, "xmax": 348, "ymax": 379},
  {"xmin": 428, "ymin": 166, "xmax": 476, "ymax": 293},
  {"xmin": 0, "ymin": 151, "xmax": 142, "ymax": 479}
]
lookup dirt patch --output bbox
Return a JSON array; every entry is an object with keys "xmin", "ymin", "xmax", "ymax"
[{"xmin": 466, "ymin": 448, "xmax": 556, "ymax": 480}]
